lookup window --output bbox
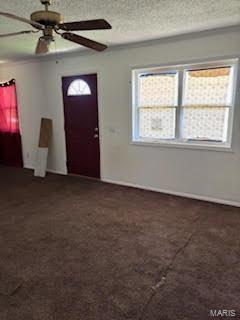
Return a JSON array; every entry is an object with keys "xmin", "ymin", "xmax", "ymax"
[
  {"xmin": 67, "ymin": 79, "xmax": 91, "ymax": 96},
  {"xmin": 132, "ymin": 60, "xmax": 237, "ymax": 149},
  {"xmin": 138, "ymin": 72, "xmax": 178, "ymax": 139},
  {"xmin": 0, "ymin": 79, "xmax": 20, "ymax": 133}
]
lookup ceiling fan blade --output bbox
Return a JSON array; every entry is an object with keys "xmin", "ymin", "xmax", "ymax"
[
  {"xmin": 0, "ymin": 12, "xmax": 44, "ymax": 30},
  {"xmin": 0, "ymin": 30, "xmax": 35, "ymax": 38},
  {"xmin": 58, "ymin": 19, "xmax": 112, "ymax": 31},
  {"xmin": 35, "ymin": 37, "xmax": 49, "ymax": 55},
  {"xmin": 62, "ymin": 32, "xmax": 107, "ymax": 52}
]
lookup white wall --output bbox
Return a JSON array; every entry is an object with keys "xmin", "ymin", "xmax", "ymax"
[{"xmin": 1, "ymin": 27, "xmax": 240, "ymax": 206}]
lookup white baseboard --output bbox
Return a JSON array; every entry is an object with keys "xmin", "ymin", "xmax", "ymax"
[
  {"xmin": 24, "ymin": 165, "xmax": 66, "ymax": 176},
  {"xmin": 46, "ymin": 168, "xmax": 66, "ymax": 175},
  {"xmin": 23, "ymin": 165, "xmax": 240, "ymax": 208},
  {"xmin": 102, "ymin": 178, "xmax": 240, "ymax": 208}
]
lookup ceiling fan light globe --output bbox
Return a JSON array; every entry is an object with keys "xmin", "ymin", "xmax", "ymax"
[{"xmin": 35, "ymin": 36, "xmax": 53, "ymax": 55}]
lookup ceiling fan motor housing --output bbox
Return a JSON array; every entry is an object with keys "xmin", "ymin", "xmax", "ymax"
[{"xmin": 30, "ymin": 10, "xmax": 63, "ymax": 28}]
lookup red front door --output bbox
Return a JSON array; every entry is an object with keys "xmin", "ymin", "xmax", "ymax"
[{"xmin": 62, "ymin": 74, "xmax": 100, "ymax": 178}]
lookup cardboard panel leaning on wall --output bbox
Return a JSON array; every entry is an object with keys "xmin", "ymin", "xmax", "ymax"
[{"xmin": 34, "ymin": 118, "xmax": 52, "ymax": 178}]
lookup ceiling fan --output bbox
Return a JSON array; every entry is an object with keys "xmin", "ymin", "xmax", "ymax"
[{"xmin": 0, "ymin": 0, "xmax": 112, "ymax": 55}]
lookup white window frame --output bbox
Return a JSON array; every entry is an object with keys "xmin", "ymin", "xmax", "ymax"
[{"xmin": 131, "ymin": 59, "xmax": 238, "ymax": 151}]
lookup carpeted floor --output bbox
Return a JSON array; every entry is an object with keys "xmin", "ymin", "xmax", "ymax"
[{"xmin": 0, "ymin": 166, "xmax": 239, "ymax": 320}]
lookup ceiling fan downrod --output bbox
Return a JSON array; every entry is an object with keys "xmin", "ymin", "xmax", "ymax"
[{"xmin": 41, "ymin": 0, "xmax": 52, "ymax": 11}]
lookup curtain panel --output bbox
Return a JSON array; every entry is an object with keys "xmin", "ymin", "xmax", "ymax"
[{"xmin": 0, "ymin": 80, "xmax": 23, "ymax": 167}]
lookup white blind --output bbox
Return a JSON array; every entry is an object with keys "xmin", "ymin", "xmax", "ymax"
[
  {"xmin": 139, "ymin": 73, "xmax": 178, "ymax": 107},
  {"xmin": 183, "ymin": 67, "xmax": 232, "ymax": 107},
  {"xmin": 182, "ymin": 67, "xmax": 232, "ymax": 142}
]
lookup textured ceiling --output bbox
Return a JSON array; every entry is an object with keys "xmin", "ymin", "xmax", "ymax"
[{"xmin": 0, "ymin": 0, "xmax": 240, "ymax": 62}]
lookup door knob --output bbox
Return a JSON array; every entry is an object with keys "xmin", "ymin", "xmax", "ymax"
[
  {"xmin": 95, "ymin": 127, "xmax": 99, "ymax": 132},
  {"xmin": 94, "ymin": 134, "xmax": 99, "ymax": 139}
]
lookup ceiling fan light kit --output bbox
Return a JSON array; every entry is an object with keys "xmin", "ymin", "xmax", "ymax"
[{"xmin": 0, "ymin": 0, "xmax": 112, "ymax": 55}]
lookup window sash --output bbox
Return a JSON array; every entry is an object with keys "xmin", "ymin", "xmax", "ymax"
[{"xmin": 180, "ymin": 65, "xmax": 233, "ymax": 142}]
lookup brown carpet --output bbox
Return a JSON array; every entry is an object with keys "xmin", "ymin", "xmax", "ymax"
[{"xmin": 0, "ymin": 166, "xmax": 239, "ymax": 320}]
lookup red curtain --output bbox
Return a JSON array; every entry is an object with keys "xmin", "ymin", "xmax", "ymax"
[{"xmin": 0, "ymin": 80, "xmax": 23, "ymax": 167}]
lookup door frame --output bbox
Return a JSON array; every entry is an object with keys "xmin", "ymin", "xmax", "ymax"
[{"xmin": 58, "ymin": 69, "xmax": 103, "ymax": 179}]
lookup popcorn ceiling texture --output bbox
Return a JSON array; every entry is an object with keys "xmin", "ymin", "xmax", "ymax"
[{"xmin": 0, "ymin": 0, "xmax": 240, "ymax": 61}]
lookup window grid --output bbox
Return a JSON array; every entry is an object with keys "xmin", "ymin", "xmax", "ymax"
[
  {"xmin": 182, "ymin": 66, "xmax": 232, "ymax": 142},
  {"xmin": 137, "ymin": 72, "xmax": 178, "ymax": 140},
  {"xmin": 132, "ymin": 59, "xmax": 237, "ymax": 148},
  {"xmin": 67, "ymin": 79, "xmax": 91, "ymax": 96}
]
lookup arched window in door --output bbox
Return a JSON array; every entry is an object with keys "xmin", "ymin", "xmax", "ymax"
[{"xmin": 67, "ymin": 79, "xmax": 91, "ymax": 96}]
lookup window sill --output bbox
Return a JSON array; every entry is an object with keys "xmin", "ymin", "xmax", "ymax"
[{"xmin": 131, "ymin": 139, "xmax": 233, "ymax": 152}]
